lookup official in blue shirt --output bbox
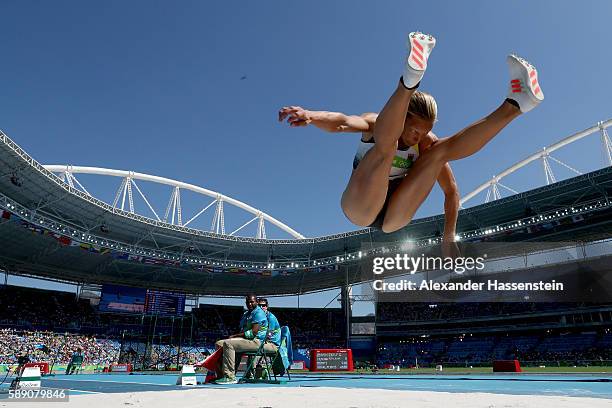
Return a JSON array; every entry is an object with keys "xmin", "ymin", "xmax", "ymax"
[
  {"xmin": 214, "ymin": 294, "xmax": 278, "ymax": 384},
  {"xmin": 257, "ymin": 298, "xmax": 281, "ymax": 346}
]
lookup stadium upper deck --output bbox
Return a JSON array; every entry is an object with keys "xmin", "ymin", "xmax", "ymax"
[{"xmin": 1, "ymin": 131, "xmax": 611, "ymax": 294}]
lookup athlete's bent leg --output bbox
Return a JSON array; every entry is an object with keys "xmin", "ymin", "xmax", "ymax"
[
  {"xmin": 382, "ymin": 103, "xmax": 520, "ymax": 232},
  {"xmin": 341, "ymin": 82, "xmax": 415, "ymax": 227},
  {"xmin": 342, "ymin": 32, "xmax": 436, "ymax": 226},
  {"xmin": 381, "ymin": 55, "xmax": 544, "ymax": 232}
]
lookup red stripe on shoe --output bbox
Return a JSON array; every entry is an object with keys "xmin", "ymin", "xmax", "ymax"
[
  {"xmin": 512, "ymin": 83, "xmax": 521, "ymax": 89},
  {"xmin": 411, "ymin": 39, "xmax": 423, "ymax": 53},
  {"xmin": 534, "ymin": 86, "xmax": 541, "ymax": 95},
  {"xmin": 531, "ymin": 78, "xmax": 538, "ymax": 86},
  {"xmin": 512, "ymin": 89, "xmax": 522, "ymax": 93},
  {"xmin": 530, "ymin": 70, "xmax": 536, "ymax": 78},
  {"xmin": 511, "ymin": 79, "xmax": 520, "ymax": 83},
  {"xmin": 412, "ymin": 48, "xmax": 424, "ymax": 62},
  {"xmin": 411, "ymin": 54, "xmax": 424, "ymax": 69}
]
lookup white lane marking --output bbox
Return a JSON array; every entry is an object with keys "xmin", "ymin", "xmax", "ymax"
[
  {"xmin": 46, "ymin": 377, "xmax": 176, "ymax": 387},
  {"xmin": 68, "ymin": 389, "xmax": 103, "ymax": 394}
]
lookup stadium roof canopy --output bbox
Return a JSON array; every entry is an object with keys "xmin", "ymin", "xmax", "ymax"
[{"xmin": 1, "ymin": 131, "xmax": 611, "ymax": 295}]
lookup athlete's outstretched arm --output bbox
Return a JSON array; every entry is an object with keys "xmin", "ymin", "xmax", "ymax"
[
  {"xmin": 279, "ymin": 106, "xmax": 377, "ymax": 133},
  {"xmin": 437, "ymin": 163, "xmax": 460, "ymax": 241}
]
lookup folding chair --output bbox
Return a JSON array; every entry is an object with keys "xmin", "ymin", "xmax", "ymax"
[
  {"xmin": 238, "ymin": 325, "xmax": 294, "ymax": 384},
  {"xmin": 238, "ymin": 329, "xmax": 278, "ymax": 383},
  {"xmin": 270, "ymin": 326, "xmax": 293, "ymax": 380}
]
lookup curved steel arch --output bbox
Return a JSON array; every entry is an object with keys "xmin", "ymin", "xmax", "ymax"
[
  {"xmin": 460, "ymin": 119, "xmax": 612, "ymax": 206},
  {"xmin": 42, "ymin": 165, "xmax": 305, "ymax": 239},
  {"xmin": 39, "ymin": 118, "xmax": 612, "ymax": 236}
]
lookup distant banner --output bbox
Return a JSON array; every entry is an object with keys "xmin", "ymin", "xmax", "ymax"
[{"xmin": 110, "ymin": 363, "xmax": 132, "ymax": 372}]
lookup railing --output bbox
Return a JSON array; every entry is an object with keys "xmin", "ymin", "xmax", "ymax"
[
  {"xmin": 382, "ymin": 359, "xmax": 612, "ymax": 368},
  {"xmin": 3, "ymin": 190, "xmax": 612, "ymax": 272}
]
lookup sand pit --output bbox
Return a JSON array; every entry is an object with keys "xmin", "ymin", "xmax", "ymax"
[{"xmin": 64, "ymin": 387, "xmax": 611, "ymax": 408}]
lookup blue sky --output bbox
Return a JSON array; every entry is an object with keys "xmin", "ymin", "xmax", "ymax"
[
  {"xmin": 2, "ymin": 1, "xmax": 611, "ymax": 238},
  {"xmin": 2, "ymin": 1, "xmax": 611, "ymax": 308}
]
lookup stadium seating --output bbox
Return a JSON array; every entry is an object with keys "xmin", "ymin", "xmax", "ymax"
[{"xmin": 0, "ymin": 284, "xmax": 610, "ymax": 369}]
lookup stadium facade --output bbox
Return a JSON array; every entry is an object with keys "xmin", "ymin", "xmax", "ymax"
[
  {"xmin": 2, "ymin": 130, "xmax": 612, "ymax": 370},
  {"xmin": 1, "ymin": 130, "xmax": 612, "ymax": 296}
]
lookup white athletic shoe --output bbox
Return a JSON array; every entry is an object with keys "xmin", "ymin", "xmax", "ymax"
[
  {"xmin": 402, "ymin": 31, "xmax": 436, "ymax": 89},
  {"xmin": 506, "ymin": 54, "xmax": 544, "ymax": 113}
]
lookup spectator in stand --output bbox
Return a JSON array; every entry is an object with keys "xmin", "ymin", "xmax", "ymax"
[{"xmin": 0, "ymin": 329, "xmax": 120, "ymax": 367}]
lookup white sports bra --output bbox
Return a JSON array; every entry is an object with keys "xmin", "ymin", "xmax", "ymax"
[{"xmin": 353, "ymin": 138, "xmax": 420, "ymax": 180}]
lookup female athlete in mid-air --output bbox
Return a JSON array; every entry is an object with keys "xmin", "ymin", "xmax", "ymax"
[{"xmin": 279, "ymin": 31, "xmax": 543, "ymax": 240}]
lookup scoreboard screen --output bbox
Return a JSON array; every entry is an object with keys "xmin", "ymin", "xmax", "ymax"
[
  {"xmin": 99, "ymin": 285, "xmax": 185, "ymax": 316},
  {"xmin": 99, "ymin": 285, "xmax": 146, "ymax": 313},
  {"xmin": 309, "ymin": 349, "xmax": 354, "ymax": 371},
  {"xmin": 144, "ymin": 290, "xmax": 186, "ymax": 316}
]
